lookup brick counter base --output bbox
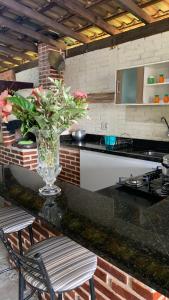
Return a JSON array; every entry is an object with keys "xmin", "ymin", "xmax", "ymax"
[
  {"xmin": 3, "ymin": 201, "xmax": 168, "ymax": 300},
  {"xmin": 0, "ymin": 144, "xmax": 80, "ymax": 186}
]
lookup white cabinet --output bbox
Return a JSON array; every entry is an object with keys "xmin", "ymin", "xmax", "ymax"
[
  {"xmin": 115, "ymin": 60, "xmax": 169, "ymax": 106},
  {"xmin": 80, "ymin": 150, "xmax": 160, "ymax": 191}
]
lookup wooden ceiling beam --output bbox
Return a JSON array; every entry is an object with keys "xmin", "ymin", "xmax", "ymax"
[
  {"xmin": 0, "ymin": 15, "xmax": 65, "ymax": 50},
  {"xmin": 0, "ymin": 33, "xmax": 37, "ymax": 52},
  {"xmin": 67, "ymin": 17, "xmax": 169, "ymax": 57},
  {"xmin": 0, "ymin": 59, "xmax": 38, "ymax": 73},
  {"xmin": 0, "ymin": 0, "xmax": 90, "ymax": 44},
  {"xmin": 56, "ymin": 0, "xmax": 120, "ymax": 35},
  {"xmin": 0, "ymin": 60, "xmax": 14, "ymax": 68},
  {"xmin": 0, "ymin": 45, "xmax": 33, "ymax": 61},
  {"xmin": 115, "ymin": 0, "xmax": 153, "ymax": 23},
  {"xmin": 0, "ymin": 53, "xmax": 20, "ymax": 65}
]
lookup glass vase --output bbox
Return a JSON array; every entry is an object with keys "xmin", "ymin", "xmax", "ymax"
[{"xmin": 36, "ymin": 130, "xmax": 62, "ymax": 196}]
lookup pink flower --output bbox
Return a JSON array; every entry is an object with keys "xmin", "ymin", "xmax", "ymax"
[
  {"xmin": 3, "ymin": 103, "xmax": 12, "ymax": 113},
  {"xmin": 0, "ymin": 90, "xmax": 9, "ymax": 107},
  {"xmin": 73, "ymin": 91, "xmax": 87, "ymax": 99},
  {"xmin": 0, "ymin": 90, "xmax": 12, "ymax": 122},
  {"xmin": 32, "ymin": 86, "xmax": 43, "ymax": 99}
]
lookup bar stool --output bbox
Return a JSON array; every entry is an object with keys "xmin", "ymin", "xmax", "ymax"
[
  {"xmin": 0, "ymin": 206, "xmax": 35, "ymax": 276},
  {"xmin": 0, "ymin": 206, "xmax": 35, "ymax": 252},
  {"xmin": 0, "ymin": 233, "xmax": 97, "ymax": 300}
]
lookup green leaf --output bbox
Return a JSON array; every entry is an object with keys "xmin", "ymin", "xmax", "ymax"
[{"xmin": 9, "ymin": 94, "xmax": 35, "ymax": 111}]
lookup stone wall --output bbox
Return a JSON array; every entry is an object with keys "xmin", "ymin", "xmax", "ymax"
[{"xmin": 64, "ymin": 31, "xmax": 169, "ymax": 141}]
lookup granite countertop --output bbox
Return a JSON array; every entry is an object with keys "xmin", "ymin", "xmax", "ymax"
[
  {"xmin": 60, "ymin": 135, "xmax": 169, "ymax": 163},
  {"xmin": 1, "ymin": 164, "xmax": 169, "ymax": 296}
]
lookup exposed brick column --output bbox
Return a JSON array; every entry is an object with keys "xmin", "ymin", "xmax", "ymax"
[
  {"xmin": 38, "ymin": 43, "xmax": 64, "ymax": 88},
  {"xmin": 1, "ymin": 124, "xmax": 15, "ymax": 147}
]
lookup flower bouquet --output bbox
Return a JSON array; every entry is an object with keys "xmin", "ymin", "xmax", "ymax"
[{"xmin": 0, "ymin": 78, "xmax": 88, "ymax": 195}]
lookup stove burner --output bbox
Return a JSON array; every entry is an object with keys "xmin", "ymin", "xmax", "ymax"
[
  {"xmin": 125, "ymin": 176, "xmax": 143, "ymax": 188},
  {"xmin": 156, "ymin": 183, "xmax": 169, "ymax": 197},
  {"xmin": 118, "ymin": 167, "xmax": 169, "ymax": 200}
]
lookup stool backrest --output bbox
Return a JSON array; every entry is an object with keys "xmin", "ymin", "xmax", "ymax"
[{"xmin": 0, "ymin": 229, "xmax": 53, "ymax": 293}]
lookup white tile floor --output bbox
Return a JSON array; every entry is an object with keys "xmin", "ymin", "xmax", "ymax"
[{"xmin": 0, "ymin": 242, "xmax": 37, "ymax": 300}]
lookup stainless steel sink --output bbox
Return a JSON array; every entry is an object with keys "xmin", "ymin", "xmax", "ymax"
[{"xmin": 138, "ymin": 150, "xmax": 166, "ymax": 157}]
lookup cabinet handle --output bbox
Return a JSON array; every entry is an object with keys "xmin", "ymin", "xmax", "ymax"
[{"xmin": 116, "ymin": 80, "xmax": 120, "ymax": 94}]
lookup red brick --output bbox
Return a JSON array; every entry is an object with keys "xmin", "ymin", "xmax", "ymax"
[
  {"xmin": 95, "ymin": 267, "xmax": 107, "ymax": 282},
  {"xmin": 94, "ymin": 278, "xmax": 124, "ymax": 300},
  {"xmin": 76, "ymin": 287, "xmax": 89, "ymax": 300},
  {"xmin": 98, "ymin": 258, "xmax": 127, "ymax": 284},
  {"xmin": 66, "ymin": 155, "xmax": 76, "ymax": 161},
  {"xmin": 60, "ymin": 150, "xmax": 71, "ymax": 155},
  {"xmin": 112, "ymin": 281, "xmax": 141, "ymax": 300},
  {"xmin": 21, "ymin": 151, "xmax": 37, "ymax": 156},
  {"xmin": 65, "ymin": 164, "xmax": 76, "ymax": 170},
  {"xmin": 70, "ymin": 161, "xmax": 79, "ymax": 167},
  {"xmin": 132, "ymin": 279, "xmax": 162, "ymax": 300}
]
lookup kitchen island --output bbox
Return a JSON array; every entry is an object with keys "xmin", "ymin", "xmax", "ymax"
[{"xmin": 1, "ymin": 164, "xmax": 169, "ymax": 299}]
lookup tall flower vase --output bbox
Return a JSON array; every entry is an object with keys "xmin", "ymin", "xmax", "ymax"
[{"xmin": 36, "ymin": 130, "xmax": 62, "ymax": 196}]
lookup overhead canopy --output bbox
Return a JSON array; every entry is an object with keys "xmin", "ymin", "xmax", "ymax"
[{"xmin": 0, "ymin": 0, "xmax": 168, "ymax": 72}]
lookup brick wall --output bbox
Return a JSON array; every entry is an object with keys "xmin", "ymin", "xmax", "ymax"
[
  {"xmin": 3, "ymin": 198, "xmax": 168, "ymax": 300},
  {"xmin": 38, "ymin": 43, "xmax": 64, "ymax": 89},
  {"xmin": 59, "ymin": 147, "xmax": 80, "ymax": 186},
  {"xmin": 0, "ymin": 125, "xmax": 80, "ymax": 184},
  {"xmin": 64, "ymin": 31, "xmax": 169, "ymax": 141}
]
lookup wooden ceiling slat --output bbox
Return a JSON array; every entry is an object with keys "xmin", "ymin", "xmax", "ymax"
[
  {"xmin": 0, "ymin": 45, "xmax": 34, "ymax": 60},
  {"xmin": 0, "ymin": 15, "xmax": 66, "ymax": 50},
  {"xmin": 0, "ymin": 53, "xmax": 20, "ymax": 65},
  {"xmin": 67, "ymin": 16, "xmax": 169, "ymax": 57},
  {"xmin": 115, "ymin": 0, "xmax": 154, "ymax": 23},
  {"xmin": 0, "ymin": 32, "xmax": 37, "ymax": 52},
  {"xmin": 56, "ymin": 0, "xmax": 120, "ymax": 35},
  {"xmin": 0, "ymin": 0, "xmax": 90, "ymax": 44}
]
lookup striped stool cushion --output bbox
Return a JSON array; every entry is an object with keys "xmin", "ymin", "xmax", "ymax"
[
  {"xmin": 0, "ymin": 206, "xmax": 35, "ymax": 233},
  {"xmin": 24, "ymin": 236, "xmax": 97, "ymax": 292}
]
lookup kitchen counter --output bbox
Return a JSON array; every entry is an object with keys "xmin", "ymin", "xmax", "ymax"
[
  {"xmin": 1, "ymin": 164, "xmax": 169, "ymax": 296},
  {"xmin": 61, "ymin": 135, "xmax": 169, "ymax": 163}
]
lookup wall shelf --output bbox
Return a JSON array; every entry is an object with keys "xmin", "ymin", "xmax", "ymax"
[
  {"xmin": 115, "ymin": 60, "xmax": 169, "ymax": 105},
  {"xmin": 116, "ymin": 103, "xmax": 169, "ymax": 106},
  {"xmin": 145, "ymin": 82, "xmax": 169, "ymax": 87}
]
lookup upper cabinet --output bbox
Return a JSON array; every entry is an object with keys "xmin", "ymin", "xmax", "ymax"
[
  {"xmin": 116, "ymin": 67, "xmax": 144, "ymax": 104},
  {"xmin": 115, "ymin": 61, "xmax": 169, "ymax": 105}
]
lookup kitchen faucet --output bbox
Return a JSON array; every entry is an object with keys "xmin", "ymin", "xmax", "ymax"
[{"xmin": 161, "ymin": 116, "xmax": 169, "ymax": 136}]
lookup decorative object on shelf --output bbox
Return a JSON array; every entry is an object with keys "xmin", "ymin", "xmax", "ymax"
[
  {"xmin": 153, "ymin": 95, "xmax": 160, "ymax": 103},
  {"xmin": 163, "ymin": 94, "xmax": 169, "ymax": 103},
  {"xmin": 2, "ymin": 78, "xmax": 88, "ymax": 195},
  {"xmin": 147, "ymin": 76, "xmax": 155, "ymax": 84},
  {"xmin": 159, "ymin": 74, "xmax": 165, "ymax": 83}
]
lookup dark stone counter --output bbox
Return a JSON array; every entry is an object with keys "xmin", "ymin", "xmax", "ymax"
[
  {"xmin": 61, "ymin": 134, "xmax": 169, "ymax": 163},
  {"xmin": 1, "ymin": 164, "xmax": 169, "ymax": 296}
]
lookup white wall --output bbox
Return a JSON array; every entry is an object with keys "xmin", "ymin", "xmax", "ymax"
[
  {"xmin": 65, "ymin": 31, "xmax": 169, "ymax": 141},
  {"xmin": 16, "ymin": 67, "xmax": 39, "ymax": 87}
]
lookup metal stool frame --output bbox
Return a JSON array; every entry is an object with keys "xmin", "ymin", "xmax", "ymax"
[{"xmin": 0, "ymin": 229, "xmax": 96, "ymax": 300}]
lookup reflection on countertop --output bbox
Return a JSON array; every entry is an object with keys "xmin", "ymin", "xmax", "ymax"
[{"xmin": 1, "ymin": 164, "xmax": 169, "ymax": 296}]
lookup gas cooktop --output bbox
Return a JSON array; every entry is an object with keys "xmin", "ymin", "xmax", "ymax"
[{"xmin": 117, "ymin": 167, "xmax": 169, "ymax": 200}]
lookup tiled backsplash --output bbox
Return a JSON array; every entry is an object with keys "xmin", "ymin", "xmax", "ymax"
[{"xmin": 65, "ymin": 31, "xmax": 169, "ymax": 141}]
